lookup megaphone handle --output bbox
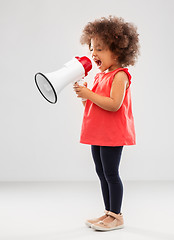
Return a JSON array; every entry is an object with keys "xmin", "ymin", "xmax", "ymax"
[
  {"xmin": 77, "ymin": 79, "xmax": 84, "ymax": 86},
  {"xmin": 77, "ymin": 79, "xmax": 86, "ymax": 101}
]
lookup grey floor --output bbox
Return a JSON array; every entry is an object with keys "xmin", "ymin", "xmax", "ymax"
[{"xmin": 0, "ymin": 181, "xmax": 173, "ymax": 240}]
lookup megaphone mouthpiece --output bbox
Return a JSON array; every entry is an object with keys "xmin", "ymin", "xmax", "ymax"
[{"xmin": 75, "ymin": 56, "xmax": 92, "ymax": 76}]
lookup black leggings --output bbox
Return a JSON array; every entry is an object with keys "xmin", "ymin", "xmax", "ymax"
[{"xmin": 91, "ymin": 145, "xmax": 123, "ymax": 214}]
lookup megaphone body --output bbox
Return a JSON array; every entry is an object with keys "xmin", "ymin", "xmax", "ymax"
[{"xmin": 35, "ymin": 56, "xmax": 92, "ymax": 104}]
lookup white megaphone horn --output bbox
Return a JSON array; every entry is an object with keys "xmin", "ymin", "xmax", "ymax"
[{"xmin": 35, "ymin": 56, "xmax": 92, "ymax": 104}]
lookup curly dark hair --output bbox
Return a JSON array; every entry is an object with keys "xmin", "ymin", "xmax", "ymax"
[{"xmin": 80, "ymin": 16, "xmax": 140, "ymax": 67}]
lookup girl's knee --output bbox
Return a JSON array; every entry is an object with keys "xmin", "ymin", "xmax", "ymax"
[
  {"xmin": 104, "ymin": 171, "xmax": 121, "ymax": 184},
  {"xmin": 95, "ymin": 167, "xmax": 105, "ymax": 179}
]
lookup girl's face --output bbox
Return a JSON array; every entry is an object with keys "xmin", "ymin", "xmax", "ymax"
[{"xmin": 90, "ymin": 37, "xmax": 121, "ymax": 72}]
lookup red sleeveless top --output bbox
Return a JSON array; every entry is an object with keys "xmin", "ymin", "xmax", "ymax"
[{"xmin": 80, "ymin": 68, "xmax": 136, "ymax": 146}]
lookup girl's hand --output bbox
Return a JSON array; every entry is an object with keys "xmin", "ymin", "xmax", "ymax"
[
  {"xmin": 73, "ymin": 82, "xmax": 91, "ymax": 99},
  {"xmin": 83, "ymin": 82, "xmax": 87, "ymax": 88}
]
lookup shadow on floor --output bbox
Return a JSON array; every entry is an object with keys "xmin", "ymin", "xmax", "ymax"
[{"xmin": 125, "ymin": 226, "xmax": 174, "ymax": 240}]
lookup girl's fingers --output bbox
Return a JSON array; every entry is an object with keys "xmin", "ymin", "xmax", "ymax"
[
  {"xmin": 73, "ymin": 84, "xmax": 82, "ymax": 91},
  {"xmin": 73, "ymin": 88, "xmax": 80, "ymax": 93},
  {"xmin": 73, "ymin": 82, "xmax": 79, "ymax": 87},
  {"xmin": 83, "ymin": 82, "xmax": 87, "ymax": 87},
  {"xmin": 73, "ymin": 86, "xmax": 79, "ymax": 90}
]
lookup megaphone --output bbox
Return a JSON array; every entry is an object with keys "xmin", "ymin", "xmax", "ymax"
[{"xmin": 35, "ymin": 56, "xmax": 92, "ymax": 104}]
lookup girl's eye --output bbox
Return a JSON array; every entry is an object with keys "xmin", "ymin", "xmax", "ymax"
[{"xmin": 89, "ymin": 48, "xmax": 102, "ymax": 52}]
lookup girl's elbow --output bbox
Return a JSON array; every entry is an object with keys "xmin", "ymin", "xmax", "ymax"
[
  {"xmin": 112, "ymin": 107, "xmax": 119, "ymax": 112},
  {"xmin": 111, "ymin": 104, "xmax": 121, "ymax": 112},
  {"xmin": 109, "ymin": 99, "xmax": 121, "ymax": 112}
]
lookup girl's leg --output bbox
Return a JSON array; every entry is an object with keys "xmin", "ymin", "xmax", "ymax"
[
  {"xmin": 100, "ymin": 146, "xmax": 123, "ymax": 214},
  {"xmin": 91, "ymin": 145, "xmax": 110, "ymax": 211}
]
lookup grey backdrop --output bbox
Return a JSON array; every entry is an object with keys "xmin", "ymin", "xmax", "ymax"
[{"xmin": 0, "ymin": 0, "xmax": 174, "ymax": 181}]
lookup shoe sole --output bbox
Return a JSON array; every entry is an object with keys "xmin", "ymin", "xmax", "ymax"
[
  {"xmin": 91, "ymin": 224, "xmax": 124, "ymax": 231},
  {"xmin": 85, "ymin": 221, "xmax": 92, "ymax": 228}
]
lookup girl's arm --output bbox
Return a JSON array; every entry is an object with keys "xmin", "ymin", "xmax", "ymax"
[
  {"xmin": 89, "ymin": 71, "xmax": 129, "ymax": 112},
  {"xmin": 74, "ymin": 71, "xmax": 129, "ymax": 112}
]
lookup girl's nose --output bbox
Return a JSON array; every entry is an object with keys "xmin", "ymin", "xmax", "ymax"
[{"xmin": 91, "ymin": 50, "xmax": 96, "ymax": 58}]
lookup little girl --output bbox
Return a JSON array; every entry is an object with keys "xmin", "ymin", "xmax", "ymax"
[{"xmin": 73, "ymin": 16, "xmax": 140, "ymax": 231}]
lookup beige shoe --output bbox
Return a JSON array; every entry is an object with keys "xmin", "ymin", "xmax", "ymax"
[
  {"xmin": 85, "ymin": 210, "xmax": 109, "ymax": 227},
  {"xmin": 91, "ymin": 211, "xmax": 124, "ymax": 231}
]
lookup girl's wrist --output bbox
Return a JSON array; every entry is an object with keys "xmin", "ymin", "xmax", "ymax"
[{"xmin": 88, "ymin": 90, "xmax": 96, "ymax": 101}]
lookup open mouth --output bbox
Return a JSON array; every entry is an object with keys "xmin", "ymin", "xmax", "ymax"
[{"xmin": 94, "ymin": 59, "xmax": 102, "ymax": 67}]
